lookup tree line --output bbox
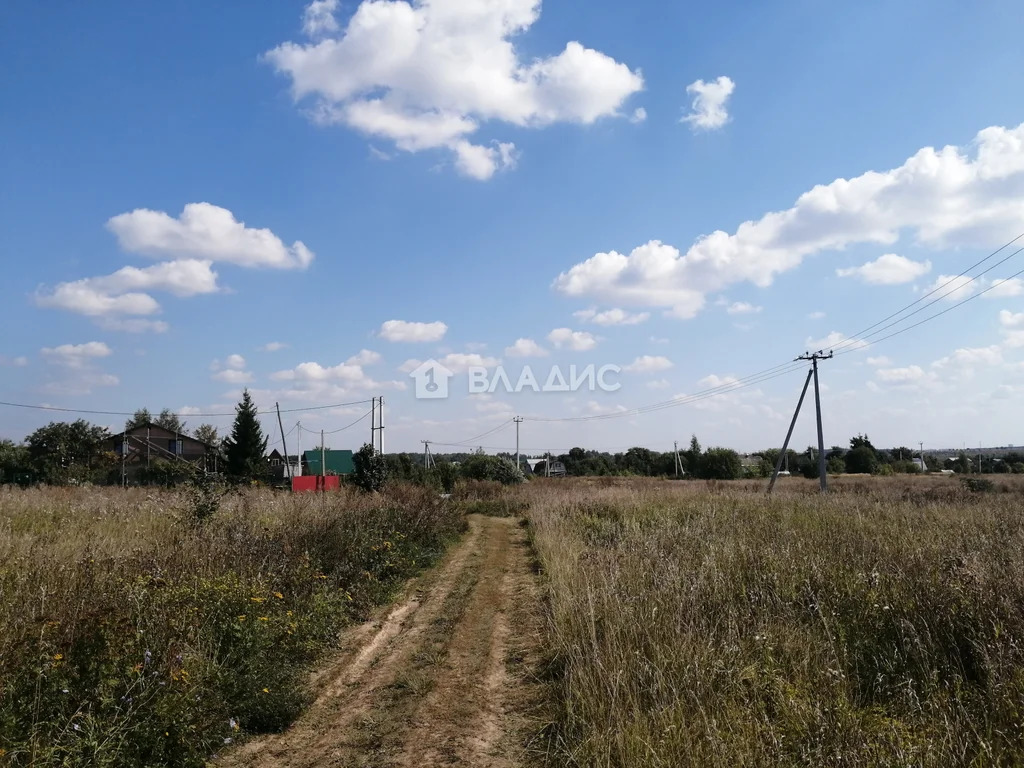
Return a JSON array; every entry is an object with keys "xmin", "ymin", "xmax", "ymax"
[{"xmin": 0, "ymin": 391, "xmax": 267, "ymax": 485}]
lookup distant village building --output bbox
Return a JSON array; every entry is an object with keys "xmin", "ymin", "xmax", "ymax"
[
  {"xmin": 110, "ymin": 422, "xmax": 214, "ymax": 481},
  {"xmin": 267, "ymin": 448, "xmax": 302, "ymax": 483}
]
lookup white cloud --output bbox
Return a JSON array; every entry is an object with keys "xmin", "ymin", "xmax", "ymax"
[
  {"xmin": 302, "ymin": 0, "xmax": 340, "ymax": 36},
  {"xmin": 630, "ymin": 107, "xmax": 647, "ymax": 124},
  {"xmin": 260, "ymin": 341, "xmax": 289, "ymax": 352},
  {"xmin": 988, "ymin": 278, "xmax": 1024, "ymax": 298},
  {"xmin": 647, "ymin": 378, "xmax": 670, "ymax": 389},
  {"xmin": 210, "ymin": 354, "xmax": 252, "ymax": 383},
  {"xmin": 40, "ymin": 342, "xmax": 118, "ymax": 394},
  {"xmin": 41, "ymin": 341, "xmax": 112, "ymax": 368},
  {"xmin": 725, "ymin": 301, "xmax": 762, "ymax": 315},
  {"xmin": 680, "ymin": 76, "xmax": 734, "ymax": 131},
  {"xmin": 624, "ymin": 355, "xmax": 673, "ymax": 373},
  {"xmin": 378, "ymin": 319, "xmax": 448, "ymax": 342},
  {"xmin": 573, "ymin": 307, "xmax": 650, "ymax": 325},
  {"xmin": 212, "ymin": 369, "xmax": 254, "ymax": 384},
  {"xmin": 808, "ymin": 311, "xmax": 826, "ymax": 319},
  {"xmin": 265, "ymin": 0, "xmax": 643, "ymax": 179},
  {"xmin": 97, "ymin": 318, "xmax": 170, "ymax": 333},
  {"xmin": 547, "ymin": 327, "xmax": 598, "ymax": 351},
  {"xmin": 553, "ymin": 123, "xmax": 1024, "ymax": 319},
  {"xmin": 504, "ymin": 338, "xmax": 548, "ymax": 357},
  {"xmin": 876, "ymin": 365, "xmax": 927, "ymax": 383},
  {"xmin": 347, "ymin": 349, "xmax": 381, "ymax": 366},
  {"xmin": 1000, "ymin": 309, "xmax": 1024, "ymax": 328},
  {"xmin": 0, "ymin": 355, "xmax": 28, "ymax": 367},
  {"xmin": 399, "ymin": 352, "xmax": 500, "ymax": 374},
  {"xmin": 932, "ymin": 345, "xmax": 1002, "ymax": 369},
  {"xmin": 836, "ymin": 253, "xmax": 931, "ymax": 285},
  {"xmin": 925, "ymin": 274, "xmax": 977, "ymax": 301},
  {"xmin": 866, "ymin": 356, "xmax": 892, "ymax": 367},
  {"xmin": 107, "ymin": 203, "xmax": 313, "ymax": 270},
  {"xmin": 804, "ymin": 331, "xmax": 869, "ymax": 352}
]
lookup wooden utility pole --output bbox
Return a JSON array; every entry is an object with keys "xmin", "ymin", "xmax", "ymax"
[{"xmin": 275, "ymin": 402, "xmax": 292, "ymax": 481}]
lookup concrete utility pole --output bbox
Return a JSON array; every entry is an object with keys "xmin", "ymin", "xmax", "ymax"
[
  {"xmin": 768, "ymin": 351, "xmax": 832, "ymax": 494},
  {"xmin": 674, "ymin": 440, "xmax": 679, "ymax": 477},
  {"xmin": 513, "ymin": 416, "xmax": 523, "ymax": 472},
  {"xmin": 376, "ymin": 397, "xmax": 385, "ymax": 455},
  {"xmin": 768, "ymin": 367, "xmax": 815, "ymax": 495},
  {"xmin": 422, "ymin": 440, "xmax": 434, "ymax": 469},
  {"xmin": 321, "ymin": 430, "xmax": 326, "ymax": 487},
  {"xmin": 799, "ymin": 351, "xmax": 833, "ymax": 493},
  {"xmin": 370, "ymin": 396, "xmax": 376, "ymax": 449}
]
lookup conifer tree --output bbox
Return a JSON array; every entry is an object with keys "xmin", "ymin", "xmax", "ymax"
[{"xmin": 222, "ymin": 389, "xmax": 268, "ymax": 482}]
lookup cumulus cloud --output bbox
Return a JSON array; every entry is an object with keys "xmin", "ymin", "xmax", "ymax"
[
  {"xmin": 97, "ymin": 318, "xmax": 170, "ymax": 333},
  {"xmin": 108, "ymin": 203, "xmax": 313, "ymax": 270},
  {"xmin": 210, "ymin": 354, "xmax": 253, "ymax": 383},
  {"xmin": 303, "ymin": 0, "xmax": 340, "ymax": 36},
  {"xmin": 547, "ymin": 328, "xmax": 598, "ymax": 351},
  {"xmin": 347, "ymin": 349, "xmax": 382, "ymax": 366},
  {"xmin": 836, "ymin": 253, "xmax": 931, "ymax": 284},
  {"xmin": 399, "ymin": 352, "xmax": 500, "ymax": 374},
  {"xmin": 265, "ymin": 0, "xmax": 643, "ymax": 179},
  {"xmin": 40, "ymin": 342, "xmax": 118, "ymax": 394},
  {"xmin": 378, "ymin": 319, "xmax": 448, "ymax": 342},
  {"xmin": 212, "ymin": 369, "xmax": 254, "ymax": 384},
  {"xmin": 0, "ymin": 355, "xmax": 28, "ymax": 367},
  {"xmin": 41, "ymin": 341, "xmax": 112, "ymax": 368},
  {"xmin": 553, "ymin": 123, "xmax": 1024, "ymax": 320},
  {"xmin": 624, "ymin": 355, "xmax": 673, "ymax": 373},
  {"xmin": 680, "ymin": 76, "xmax": 734, "ymax": 130},
  {"xmin": 260, "ymin": 341, "xmax": 289, "ymax": 352},
  {"xmin": 725, "ymin": 301, "xmax": 762, "ymax": 315},
  {"xmin": 876, "ymin": 365, "xmax": 928, "ymax": 383},
  {"xmin": 573, "ymin": 307, "xmax": 650, "ymax": 325},
  {"xmin": 504, "ymin": 338, "xmax": 548, "ymax": 357}
]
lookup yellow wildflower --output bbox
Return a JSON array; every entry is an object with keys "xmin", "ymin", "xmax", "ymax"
[
  {"xmin": 273, "ymin": 592, "xmax": 284, "ymax": 600},
  {"xmin": 53, "ymin": 653, "xmax": 63, "ymax": 661}
]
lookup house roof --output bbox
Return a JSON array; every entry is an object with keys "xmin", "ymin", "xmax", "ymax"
[
  {"xmin": 117, "ymin": 422, "xmax": 213, "ymax": 449},
  {"xmin": 303, "ymin": 449, "xmax": 355, "ymax": 475}
]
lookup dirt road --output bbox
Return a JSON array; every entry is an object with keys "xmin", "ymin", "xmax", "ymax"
[{"xmin": 218, "ymin": 514, "xmax": 543, "ymax": 768}]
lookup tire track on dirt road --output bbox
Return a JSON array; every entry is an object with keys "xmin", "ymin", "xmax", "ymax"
[{"xmin": 217, "ymin": 513, "xmax": 543, "ymax": 768}]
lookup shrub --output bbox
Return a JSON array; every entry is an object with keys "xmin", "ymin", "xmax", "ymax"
[{"xmin": 352, "ymin": 443, "xmax": 389, "ymax": 493}]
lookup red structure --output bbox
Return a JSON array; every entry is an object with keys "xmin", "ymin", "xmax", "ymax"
[{"xmin": 291, "ymin": 475, "xmax": 340, "ymax": 493}]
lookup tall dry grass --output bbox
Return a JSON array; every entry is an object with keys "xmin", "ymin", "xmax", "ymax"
[
  {"xmin": 525, "ymin": 476, "xmax": 1024, "ymax": 767},
  {"xmin": 0, "ymin": 484, "xmax": 464, "ymax": 767}
]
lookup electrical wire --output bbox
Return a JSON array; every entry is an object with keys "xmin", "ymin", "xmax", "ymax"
[
  {"xmin": 0, "ymin": 398, "xmax": 374, "ymax": 418},
  {"xmin": 829, "ymin": 231, "xmax": 1024, "ymax": 354}
]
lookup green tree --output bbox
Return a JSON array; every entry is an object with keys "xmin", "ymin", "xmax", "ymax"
[
  {"xmin": 125, "ymin": 408, "xmax": 152, "ymax": 431},
  {"xmin": 0, "ymin": 439, "xmax": 31, "ymax": 484},
  {"xmin": 156, "ymin": 408, "xmax": 187, "ymax": 434},
  {"xmin": 193, "ymin": 423, "xmax": 219, "ymax": 447},
  {"xmin": 702, "ymin": 447, "xmax": 742, "ymax": 480},
  {"xmin": 25, "ymin": 420, "xmax": 113, "ymax": 485},
  {"xmin": 684, "ymin": 435, "xmax": 703, "ymax": 477},
  {"xmin": 353, "ymin": 443, "xmax": 389, "ymax": 492},
  {"xmin": 845, "ymin": 445, "xmax": 879, "ymax": 474},
  {"xmin": 222, "ymin": 390, "xmax": 268, "ymax": 483}
]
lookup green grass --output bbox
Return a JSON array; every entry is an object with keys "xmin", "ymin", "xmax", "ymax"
[
  {"xmin": 524, "ymin": 476, "xmax": 1024, "ymax": 767},
  {"xmin": 0, "ymin": 483, "xmax": 464, "ymax": 767}
]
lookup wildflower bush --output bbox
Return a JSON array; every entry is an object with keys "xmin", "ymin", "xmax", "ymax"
[
  {"xmin": 0, "ymin": 484, "xmax": 463, "ymax": 767},
  {"xmin": 525, "ymin": 476, "xmax": 1024, "ymax": 767}
]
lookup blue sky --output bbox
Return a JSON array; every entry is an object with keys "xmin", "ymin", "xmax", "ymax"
[{"xmin": 3, "ymin": 0, "xmax": 1024, "ymax": 455}]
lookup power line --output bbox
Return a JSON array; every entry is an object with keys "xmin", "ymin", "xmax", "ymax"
[
  {"xmin": 830, "ymin": 231, "xmax": 1024, "ymax": 354},
  {"xmin": 835, "ymin": 259, "xmax": 1024, "ymax": 356},
  {"xmin": 0, "ymin": 398, "xmax": 374, "ymax": 419}
]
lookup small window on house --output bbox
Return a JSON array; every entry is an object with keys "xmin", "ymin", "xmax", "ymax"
[
  {"xmin": 168, "ymin": 439, "xmax": 183, "ymax": 455},
  {"xmin": 271, "ymin": 458, "xmax": 281, "ymax": 466}
]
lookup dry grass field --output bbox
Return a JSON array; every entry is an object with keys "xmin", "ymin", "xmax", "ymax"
[
  {"xmin": 524, "ymin": 475, "xmax": 1024, "ymax": 767},
  {"xmin": 0, "ymin": 484, "xmax": 464, "ymax": 766},
  {"xmin": 4, "ymin": 475, "xmax": 1024, "ymax": 767}
]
